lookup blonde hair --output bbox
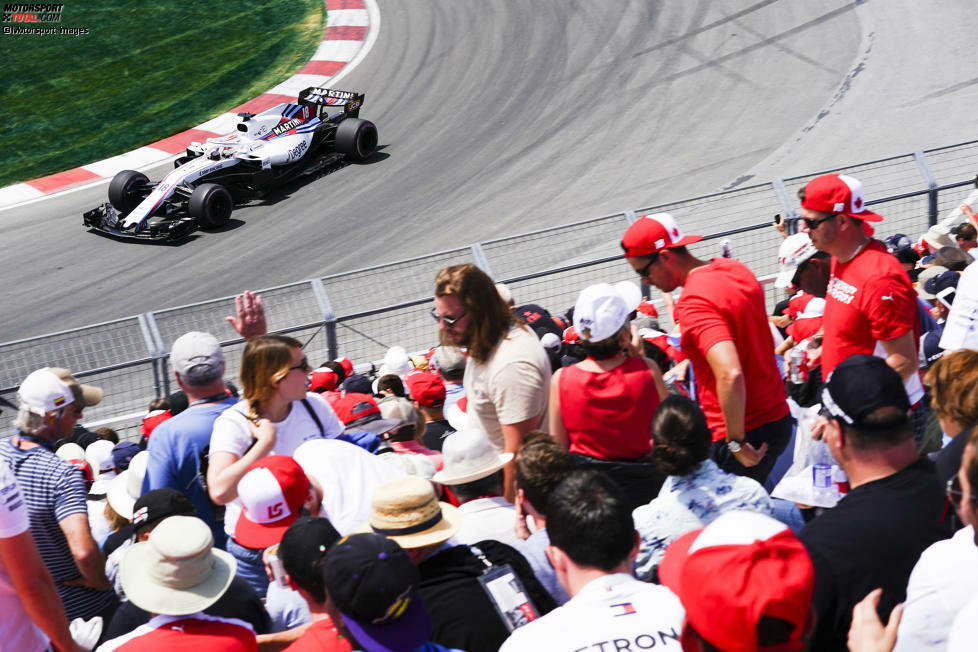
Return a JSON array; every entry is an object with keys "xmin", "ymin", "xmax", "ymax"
[
  {"xmin": 240, "ymin": 334, "xmax": 303, "ymax": 417},
  {"xmin": 104, "ymin": 500, "xmax": 129, "ymax": 532}
]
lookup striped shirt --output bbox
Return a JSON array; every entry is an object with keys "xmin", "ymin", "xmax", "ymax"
[{"xmin": 0, "ymin": 437, "xmax": 116, "ymax": 619}]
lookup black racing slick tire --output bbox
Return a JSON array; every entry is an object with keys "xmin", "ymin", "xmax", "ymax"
[
  {"xmin": 188, "ymin": 183, "xmax": 233, "ymax": 229},
  {"xmin": 108, "ymin": 170, "xmax": 150, "ymax": 214},
  {"xmin": 335, "ymin": 118, "xmax": 378, "ymax": 161}
]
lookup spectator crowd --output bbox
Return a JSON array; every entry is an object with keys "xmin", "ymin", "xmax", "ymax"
[{"xmin": 3, "ymin": 172, "xmax": 978, "ymax": 651}]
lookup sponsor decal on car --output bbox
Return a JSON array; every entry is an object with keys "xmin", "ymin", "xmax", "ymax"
[
  {"xmin": 286, "ymin": 140, "xmax": 308, "ymax": 162},
  {"xmin": 270, "ymin": 117, "xmax": 302, "ymax": 137},
  {"xmin": 306, "ymin": 88, "xmax": 356, "ymax": 100}
]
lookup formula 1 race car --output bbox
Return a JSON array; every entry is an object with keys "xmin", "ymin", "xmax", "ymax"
[{"xmin": 83, "ymin": 87, "xmax": 378, "ymax": 242}]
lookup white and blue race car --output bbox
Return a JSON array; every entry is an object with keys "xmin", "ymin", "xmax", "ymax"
[{"xmin": 83, "ymin": 87, "xmax": 378, "ymax": 242}]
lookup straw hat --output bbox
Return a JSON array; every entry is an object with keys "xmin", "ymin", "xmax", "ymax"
[
  {"xmin": 432, "ymin": 428, "xmax": 513, "ymax": 486},
  {"xmin": 120, "ymin": 515, "xmax": 236, "ymax": 616},
  {"xmin": 360, "ymin": 476, "xmax": 460, "ymax": 549}
]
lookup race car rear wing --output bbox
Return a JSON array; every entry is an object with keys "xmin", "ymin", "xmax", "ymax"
[{"xmin": 298, "ymin": 87, "xmax": 364, "ymax": 119}]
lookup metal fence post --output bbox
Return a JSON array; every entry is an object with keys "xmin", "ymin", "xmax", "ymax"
[
  {"xmin": 311, "ymin": 281, "xmax": 339, "ymax": 360},
  {"xmin": 913, "ymin": 151, "xmax": 939, "ymax": 226},
  {"xmin": 470, "ymin": 243, "xmax": 493, "ymax": 278},
  {"xmin": 141, "ymin": 312, "xmax": 169, "ymax": 397}
]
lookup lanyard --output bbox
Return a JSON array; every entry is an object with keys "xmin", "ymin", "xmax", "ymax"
[{"xmin": 188, "ymin": 392, "xmax": 231, "ymax": 407}]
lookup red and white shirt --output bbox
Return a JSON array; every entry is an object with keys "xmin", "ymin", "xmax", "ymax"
[
  {"xmin": 822, "ymin": 240, "xmax": 923, "ymax": 402},
  {"xmin": 675, "ymin": 258, "xmax": 789, "ymax": 441},
  {"xmin": 96, "ymin": 613, "xmax": 257, "ymax": 652}
]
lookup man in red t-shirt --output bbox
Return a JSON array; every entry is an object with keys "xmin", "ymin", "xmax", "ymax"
[
  {"xmin": 798, "ymin": 174, "xmax": 925, "ymax": 441},
  {"xmin": 621, "ymin": 213, "xmax": 791, "ymax": 483}
]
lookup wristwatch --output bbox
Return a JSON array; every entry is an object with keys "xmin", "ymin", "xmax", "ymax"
[{"xmin": 726, "ymin": 439, "xmax": 743, "ymax": 453}]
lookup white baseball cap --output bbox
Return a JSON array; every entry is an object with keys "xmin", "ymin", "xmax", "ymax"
[
  {"xmin": 573, "ymin": 283, "xmax": 630, "ymax": 342},
  {"xmin": 18, "ymin": 368, "xmax": 74, "ymax": 416},
  {"xmin": 774, "ymin": 233, "xmax": 819, "ymax": 289}
]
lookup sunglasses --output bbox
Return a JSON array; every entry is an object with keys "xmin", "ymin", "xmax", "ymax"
[
  {"xmin": 289, "ymin": 358, "xmax": 311, "ymax": 373},
  {"xmin": 802, "ymin": 214, "xmax": 837, "ymax": 230},
  {"xmin": 633, "ymin": 252, "xmax": 661, "ymax": 279},
  {"xmin": 430, "ymin": 308, "xmax": 466, "ymax": 326}
]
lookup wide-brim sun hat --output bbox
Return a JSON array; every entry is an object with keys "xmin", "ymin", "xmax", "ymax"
[
  {"xmin": 121, "ymin": 515, "xmax": 236, "ymax": 616},
  {"xmin": 107, "ymin": 450, "xmax": 150, "ymax": 520},
  {"xmin": 432, "ymin": 428, "xmax": 514, "ymax": 485}
]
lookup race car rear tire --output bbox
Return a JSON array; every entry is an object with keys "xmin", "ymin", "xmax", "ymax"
[
  {"xmin": 335, "ymin": 118, "xmax": 378, "ymax": 161},
  {"xmin": 108, "ymin": 170, "xmax": 150, "ymax": 214},
  {"xmin": 189, "ymin": 183, "xmax": 233, "ymax": 229}
]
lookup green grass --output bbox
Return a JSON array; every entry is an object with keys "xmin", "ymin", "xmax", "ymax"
[{"xmin": 0, "ymin": 0, "xmax": 327, "ymax": 187}]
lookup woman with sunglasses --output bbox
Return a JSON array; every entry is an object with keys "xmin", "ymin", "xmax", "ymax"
[{"xmin": 207, "ymin": 334, "xmax": 345, "ymax": 595}]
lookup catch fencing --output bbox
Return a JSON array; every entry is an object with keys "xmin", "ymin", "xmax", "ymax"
[{"xmin": 2, "ymin": 140, "xmax": 976, "ymax": 440}]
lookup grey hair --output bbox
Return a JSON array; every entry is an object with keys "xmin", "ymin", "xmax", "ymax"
[{"xmin": 13, "ymin": 406, "xmax": 52, "ymax": 436}]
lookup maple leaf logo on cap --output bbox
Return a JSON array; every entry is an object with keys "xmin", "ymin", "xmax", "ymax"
[
  {"xmin": 672, "ymin": 228, "xmax": 679, "ymax": 237},
  {"xmin": 854, "ymin": 197, "xmax": 862, "ymax": 209}
]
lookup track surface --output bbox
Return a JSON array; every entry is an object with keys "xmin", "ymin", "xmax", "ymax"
[{"xmin": 4, "ymin": 0, "xmax": 978, "ymax": 342}]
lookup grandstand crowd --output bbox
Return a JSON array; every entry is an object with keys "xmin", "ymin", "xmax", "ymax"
[{"xmin": 4, "ymin": 172, "xmax": 978, "ymax": 652}]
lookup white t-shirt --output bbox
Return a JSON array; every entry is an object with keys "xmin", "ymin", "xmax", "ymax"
[
  {"xmin": 0, "ymin": 461, "xmax": 48, "ymax": 652},
  {"xmin": 500, "ymin": 573, "xmax": 684, "ymax": 652},
  {"xmin": 464, "ymin": 324, "xmax": 551, "ymax": 452},
  {"xmin": 940, "ymin": 262, "xmax": 978, "ymax": 352},
  {"xmin": 895, "ymin": 525, "xmax": 978, "ymax": 651},
  {"xmin": 455, "ymin": 497, "xmax": 522, "ymax": 548},
  {"xmin": 210, "ymin": 393, "xmax": 345, "ymax": 536},
  {"xmin": 292, "ymin": 439, "xmax": 405, "ymax": 535}
]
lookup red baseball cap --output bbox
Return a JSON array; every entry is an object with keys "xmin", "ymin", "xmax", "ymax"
[
  {"xmin": 801, "ymin": 173, "xmax": 883, "ymax": 222},
  {"xmin": 404, "ymin": 370, "xmax": 446, "ymax": 408},
  {"xmin": 335, "ymin": 358, "xmax": 354, "ymax": 377},
  {"xmin": 235, "ymin": 455, "xmax": 310, "ymax": 549},
  {"xmin": 637, "ymin": 299, "xmax": 658, "ymax": 317},
  {"xmin": 308, "ymin": 367, "xmax": 339, "ymax": 393},
  {"xmin": 562, "ymin": 326, "xmax": 580, "ymax": 345},
  {"xmin": 659, "ymin": 511, "xmax": 814, "ymax": 652},
  {"xmin": 621, "ymin": 213, "xmax": 703, "ymax": 258},
  {"xmin": 333, "ymin": 393, "xmax": 401, "ymax": 434}
]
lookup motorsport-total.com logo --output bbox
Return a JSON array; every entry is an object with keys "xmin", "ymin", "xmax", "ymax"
[
  {"xmin": 2, "ymin": 3, "xmax": 63, "ymax": 22},
  {"xmin": 2, "ymin": 3, "xmax": 89, "ymax": 35}
]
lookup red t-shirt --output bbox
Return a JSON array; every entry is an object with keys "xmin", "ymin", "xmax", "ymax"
[
  {"xmin": 98, "ymin": 614, "xmax": 257, "ymax": 652},
  {"xmin": 559, "ymin": 356, "xmax": 659, "ymax": 460},
  {"xmin": 675, "ymin": 258, "xmax": 789, "ymax": 441},
  {"xmin": 821, "ymin": 240, "xmax": 918, "ymax": 380},
  {"xmin": 284, "ymin": 617, "xmax": 351, "ymax": 652}
]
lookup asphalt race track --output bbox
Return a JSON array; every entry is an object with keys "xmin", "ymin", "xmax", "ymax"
[{"xmin": 3, "ymin": 0, "xmax": 978, "ymax": 342}]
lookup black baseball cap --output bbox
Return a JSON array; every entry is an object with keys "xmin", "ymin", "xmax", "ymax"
[
  {"xmin": 278, "ymin": 516, "xmax": 341, "ymax": 591},
  {"xmin": 132, "ymin": 488, "xmax": 195, "ymax": 534},
  {"xmin": 821, "ymin": 355, "xmax": 910, "ymax": 429},
  {"xmin": 324, "ymin": 533, "xmax": 432, "ymax": 652}
]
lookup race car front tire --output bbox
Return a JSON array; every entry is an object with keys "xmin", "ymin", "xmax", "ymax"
[
  {"xmin": 189, "ymin": 183, "xmax": 233, "ymax": 229},
  {"xmin": 108, "ymin": 170, "xmax": 150, "ymax": 214},
  {"xmin": 335, "ymin": 118, "xmax": 378, "ymax": 161}
]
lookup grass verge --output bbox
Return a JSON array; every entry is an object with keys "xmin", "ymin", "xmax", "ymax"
[{"xmin": 0, "ymin": 0, "xmax": 327, "ymax": 187}]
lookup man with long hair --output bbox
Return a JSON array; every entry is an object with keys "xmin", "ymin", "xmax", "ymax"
[{"xmin": 433, "ymin": 264, "xmax": 551, "ymax": 500}]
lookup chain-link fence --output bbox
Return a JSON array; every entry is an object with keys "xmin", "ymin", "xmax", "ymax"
[{"xmin": 3, "ymin": 140, "xmax": 976, "ymax": 440}]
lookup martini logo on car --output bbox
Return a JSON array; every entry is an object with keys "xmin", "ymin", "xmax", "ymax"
[
  {"xmin": 307, "ymin": 88, "xmax": 356, "ymax": 100},
  {"xmin": 272, "ymin": 118, "xmax": 302, "ymax": 137},
  {"xmin": 2, "ymin": 3, "xmax": 63, "ymax": 21}
]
